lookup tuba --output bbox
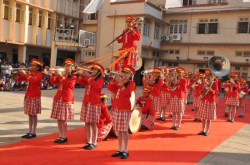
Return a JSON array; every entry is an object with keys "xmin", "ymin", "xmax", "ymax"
[{"xmin": 201, "ymin": 55, "xmax": 231, "ymax": 98}]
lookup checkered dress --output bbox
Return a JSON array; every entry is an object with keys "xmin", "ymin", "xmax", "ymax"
[
  {"xmin": 97, "ymin": 123, "xmax": 113, "ymax": 142},
  {"xmin": 199, "ymin": 100, "xmax": 216, "ymax": 120},
  {"xmin": 80, "ymin": 102, "xmax": 101, "ymax": 123},
  {"xmin": 193, "ymin": 96, "xmax": 201, "ymax": 108},
  {"xmin": 226, "ymin": 97, "xmax": 239, "ymax": 106},
  {"xmin": 24, "ymin": 97, "xmax": 41, "ymax": 115},
  {"xmin": 112, "ymin": 108, "xmax": 131, "ymax": 132},
  {"xmin": 169, "ymin": 96, "xmax": 185, "ymax": 113},
  {"xmin": 51, "ymin": 97, "xmax": 74, "ymax": 120},
  {"xmin": 239, "ymin": 97, "xmax": 247, "ymax": 108},
  {"xmin": 141, "ymin": 114, "xmax": 154, "ymax": 129},
  {"xmin": 150, "ymin": 95, "xmax": 161, "ymax": 114},
  {"xmin": 161, "ymin": 92, "xmax": 170, "ymax": 109}
]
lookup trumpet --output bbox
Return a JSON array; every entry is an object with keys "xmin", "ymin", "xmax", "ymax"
[
  {"xmin": 49, "ymin": 68, "xmax": 65, "ymax": 72},
  {"xmin": 77, "ymin": 67, "xmax": 93, "ymax": 73},
  {"xmin": 7, "ymin": 68, "xmax": 30, "ymax": 74},
  {"xmin": 105, "ymin": 68, "xmax": 122, "ymax": 78},
  {"xmin": 141, "ymin": 69, "xmax": 153, "ymax": 76}
]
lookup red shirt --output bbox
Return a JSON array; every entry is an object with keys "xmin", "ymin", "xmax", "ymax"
[
  {"xmin": 200, "ymin": 81, "xmax": 218, "ymax": 103},
  {"xmin": 77, "ymin": 76, "xmax": 104, "ymax": 105},
  {"xmin": 240, "ymin": 85, "xmax": 249, "ymax": 94},
  {"xmin": 224, "ymin": 81, "xmax": 240, "ymax": 98},
  {"xmin": 161, "ymin": 79, "xmax": 170, "ymax": 93},
  {"xmin": 149, "ymin": 78, "xmax": 162, "ymax": 97},
  {"xmin": 136, "ymin": 96, "xmax": 154, "ymax": 116},
  {"xmin": 16, "ymin": 72, "xmax": 42, "ymax": 99},
  {"xmin": 170, "ymin": 78, "xmax": 187, "ymax": 99},
  {"xmin": 50, "ymin": 75, "xmax": 63, "ymax": 101},
  {"xmin": 117, "ymin": 27, "xmax": 141, "ymax": 50},
  {"xmin": 108, "ymin": 80, "xmax": 136, "ymax": 112},
  {"xmin": 61, "ymin": 75, "xmax": 77, "ymax": 103},
  {"xmin": 185, "ymin": 78, "xmax": 190, "ymax": 93},
  {"xmin": 96, "ymin": 104, "xmax": 112, "ymax": 129},
  {"xmin": 194, "ymin": 82, "xmax": 204, "ymax": 97}
]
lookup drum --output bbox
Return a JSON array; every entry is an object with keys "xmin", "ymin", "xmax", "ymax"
[
  {"xmin": 239, "ymin": 91, "xmax": 246, "ymax": 99},
  {"xmin": 129, "ymin": 107, "xmax": 142, "ymax": 134},
  {"xmin": 130, "ymin": 91, "xmax": 136, "ymax": 110}
]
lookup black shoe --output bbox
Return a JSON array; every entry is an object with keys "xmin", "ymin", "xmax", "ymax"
[
  {"xmin": 174, "ymin": 126, "xmax": 180, "ymax": 130},
  {"xmin": 21, "ymin": 133, "xmax": 30, "ymax": 138},
  {"xmin": 26, "ymin": 134, "xmax": 36, "ymax": 139},
  {"xmin": 198, "ymin": 131, "xmax": 205, "ymax": 135},
  {"xmin": 83, "ymin": 143, "xmax": 91, "ymax": 149},
  {"xmin": 58, "ymin": 138, "xmax": 68, "ymax": 143},
  {"xmin": 168, "ymin": 114, "xmax": 173, "ymax": 118},
  {"xmin": 121, "ymin": 152, "xmax": 129, "ymax": 159},
  {"xmin": 151, "ymin": 122, "xmax": 154, "ymax": 126},
  {"xmin": 156, "ymin": 117, "xmax": 162, "ymax": 121},
  {"xmin": 54, "ymin": 137, "xmax": 62, "ymax": 143},
  {"xmin": 187, "ymin": 102, "xmax": 190, "ymax": 105},
  {"xmin": 192, "ymin": 108, "xmax": 195, "ymax": 111},
  {"xmin": 170, "ymin": 125, "xmax": 175, "ymax": 129},
  {"xmin": 85, "ymin": 143, "xmax": 96, "ymax": 150},
  {"xmin": 227, "ymin": 119, "xmax": 231, "ymax": 122},
  {"xmin": 198, "ymin": 118, "xmax": 202, "ymax": 122},
  {"xmin": 231, "ymin": 120, "xmax": 234, "ymax": 123},
  {"xmin": 238, "ymin": 115, "xmax": 242, "ymax": 118},
  {"xmin": 193, "ymin": 118, "xmax": 198, "ymax": 121},
  {"xmin": 161, "ymin": 117, "xmax": 165, "ymax": 121},
  {"xmin": 103, "ymin": 137, "xmax": 108, "ymax": 141},
  {"xmin": 242, "ymin": 115, "xmax": 245, "ymax": 118},
  {"xmin": 204, "ymin": 132, "xmax": 209, "ymax": 136},
  {"xmin": 111, "ymin": 151, "xmax": 123, "ymax": 157}
]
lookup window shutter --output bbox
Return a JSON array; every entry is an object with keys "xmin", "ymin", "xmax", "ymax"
[
  {"xmin": 196, "ymin": 23, "xmax": 199, "ymax": 34},
  {"xmin": 20, "ymin": 10, "xmax": 25, "ymax": 23},
  {"xmin": 41, "ymin": 16, "xmax": 45, "ymax": 28},
  {"xmin": 205, "ymin": 23, "xmax": 208, "ymax": 34},
  {"xmin": 9, "ymin": 7, "xmax": 13, "ymax": 20},
  {"xmin": 216, "ymin": 23, "xmax": 218, "ymax": 34},
  {"xmin": 32, "ymin": 13, "xmax": 36, "ymax": 26},
  {"xmin": 237, "ymin": 22, "xmax": 239, "ymax": 33},
  {"xmin": 50, "ymin": 18, "xmax": 55, "ymax": 30}
]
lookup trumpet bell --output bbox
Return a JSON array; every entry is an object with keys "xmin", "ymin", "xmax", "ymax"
[
  {"xmin": 208, "ymin": 56, "xmax": 230, "ymax": 77},
  {"xmin": 133, "ymin": 56, "xmax": 142, "ymax": 71}
]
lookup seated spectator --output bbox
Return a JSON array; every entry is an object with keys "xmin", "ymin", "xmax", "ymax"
[
  {"xmin": 4, "ymin": 78, "xmax": 14, "ymax": 91},
  {"xmin": 0, "ymin": 78, "xmax": 5, "ymax": 91}
]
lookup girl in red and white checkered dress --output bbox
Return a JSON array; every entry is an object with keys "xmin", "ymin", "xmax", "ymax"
[
  {"xmin": 50, "ymin": 60, "xmax": 77, "ymax": 143},
  {"xmin": 224, "ymin": 72, "xmax": 241, "ymax": 123},
  {"xmin": 77, "ymin": 63, "xmax": 105, "ymax": 150},
  {"xmin": 16, "ymin": 59, "xmax": 43, "ymax": 139},
  {"xmin": 169, "ymin": 67, "xmax": 187, "ymax": 130},
  {"xmin": 144, "ymin": 68, "xmax": 162, "ymax": 123},
  {"xmin": 108, "ymin": 65, "xmax": 136, "ymax": 159},
  {"xmin": 187, "ymin": 72, "xmax": 194, "ymax": 105},
  {"xmin": 192, "ymin": 73, "xmax": 205, "ymax": 122},
  {"xmin": 136, "ymin": 87, "xmax": 154, "ymax": 129},
  {"xmin": 198, "ymin": 69, "xmax": 218, "ymax": 136},
  {"xmin": 238, "ymin": 78, "xmax": 249, "ymax": 118},
  {"xmin": 158, "ymin": 67, "xmax": 170, "ymax": 121},
  {"xmin": 97, "ymin": 94, "xmax": 112, "ymax": 142}
]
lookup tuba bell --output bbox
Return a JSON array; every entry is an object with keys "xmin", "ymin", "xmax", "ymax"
[{"xmin": 208, "ymin": 56, "xmax": 230, "ymax": 77}]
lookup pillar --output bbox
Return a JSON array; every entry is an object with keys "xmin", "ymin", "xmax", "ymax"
[
  {"xmin": 8, "ymin": 0, "xmax": 16, "ymax": 41},
  {"xmin": 18, "ymin": 45, "xmax": 27, "ymax": 63},
  {"xmin": 50, "ymin": 41, "xmax": 58, "ymax": 67}
]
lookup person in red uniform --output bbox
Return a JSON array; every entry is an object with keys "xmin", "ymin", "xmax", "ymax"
[
  {"xmin": 187, "ymin": 72, "xmax": 194, "ymax": 104},
  {"xmin": 184, "ymin": 72, "xmax": 190, "ymax": 106},
  {"xmin": 136, "ymin": 87, "xmax": 154, "ymax": 130},
  {"xmin": 224, "ymin": 72, "xmax": 241, "ymax": 123},
  {"xmin": 169, "ymin": 67, "xmax": 187, "ymax": 130},
  {"xmin": 198, "ymin": 69, "xmax": 218, "ymax": 136},
  {"xmin": 50, "ymin": 60, "xmax": 77, "ymax": 143},
  {"xmin": 17, "ymin": 59, "xmax": 43, "ymax": 139},
  {"xmin": 116, "ymin": 15, "xmax": 141, "ymax": 67},
  {"xmin": 78, "ymin": 63, "xmax": 105, "ymax": 150},
  {"xmin": 108, "ymin": 65, "xmax": 136, "ymax": 159},
  {"xmin": 158, "ymin": 67, "xmax": 170, "ymax": 121},
  {"xmin": 238, "ymin": 78, "xmax": 249, "ymax": 118},
  {"xmin": 145, "ymin": 68, "xmax": 162, "ymax": 123},
  {"xmin": 192, "ymin": 72, "xmax": 205, "ymax": 122},
  {"xmin": 97, "ymin": 94, "xmax": 112, "ymax": 142}
]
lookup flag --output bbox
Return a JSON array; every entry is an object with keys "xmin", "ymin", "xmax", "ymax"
[
  {"xmin": 165, "ymin": 0, "xmax": 183, "ymax": 9},
  {"xmin": 83, "ymin": 0, "xmax": 105, "ymax": 14},
  {"xmin": 243, "ymin": 0, "xmax": 250, "ymax": 2}
]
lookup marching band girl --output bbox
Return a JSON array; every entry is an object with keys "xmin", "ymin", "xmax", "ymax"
[
  {"xmin": 78, "ymin": 63, "xmax": 105, "ymax": 150},
  {"xmin": 17, "ymin": 59, "xmax": 43, "ymax": 139},
  {"xmin": 50, "ymin": 60, "xmax": 77, "ymax": 143},
  {"xmin": 238, "ymin": 78, "xmax": 249, "ymax": 118},
  {"xmin": 108, "ymin": 65, "xmax": 136, "ymax": 159},
  {"xmin": 198, "ymin": 69, "xmax": 218, "ymax": 136}
]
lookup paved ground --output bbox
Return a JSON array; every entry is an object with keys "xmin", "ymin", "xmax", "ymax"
[{"xmin": 0, "ymin": 88, "xmax": 250, "ymax": 164}]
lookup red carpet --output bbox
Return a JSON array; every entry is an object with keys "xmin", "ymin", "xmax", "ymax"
[{"xmin": 0, "ymin": 98, "xmax": 250, "ymax": 165}]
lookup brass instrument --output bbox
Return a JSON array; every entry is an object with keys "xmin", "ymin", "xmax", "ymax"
[
  {"xmin": 141, "ymin": 69, "xmax": 153, "ymax": 76},
  {"xmin": 167, "ymin": 70, "xmax": 178, "ymax": 91},
  {"xmin": 77, "ymin": 67, "xmax": 93, "ymax": 74},
  {"xmin": 4, "ymin": 67, "xmax": 30, "ymax": 74},
  {"xmin": 201, "ymin": 76, "xmax": 215, "ymax": 98},
  {"xmin": 49, "ymin": 68, "xmax": 65, "ymax": 72},
  {"xmin": 105, "ymin": 68, "xmax": 122, "ymax": 79},
  {"xmin": 133, "ymin": 56, "xmax": 143, "ymax": 71}
]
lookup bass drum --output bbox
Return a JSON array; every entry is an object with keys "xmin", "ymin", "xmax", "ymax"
[
  {"xmin": 129, "ymin": 107, "xmax": 142, "ymax": 134},
  {"xmin": 130, "ymin": 91, "xmax": 136, "ymax": 110}
]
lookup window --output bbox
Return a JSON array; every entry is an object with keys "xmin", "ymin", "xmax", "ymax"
[
  {"xmin": 48, "ymin": 16, "xmax": 51, "ymax": 29},
  {"xmin": 197, "ymin": 50, "xmax": 214, "ymax": 55},
  {"xmin": 235, "ymin": 66, "xmax": 241, "ymax": 71},
  {"xmin": 137, "ymin": 23, "xmax": 142, "ymax": 35},
  {"xmin": 197, "ymin": 18, "xmax": 218, "ymax": 34},
  {"xmin": 236, "ymin": 52, "xmax": 242, "ymax": 56},
  {"xmin": 154, "ymin": 24, "xmax": 160, "ymax": 40},
  {"xmin": 87, "ymin": 13, "xmax": 97, "ymax": 20},
  {"xmin": 183, "ymin": 0, "xmax": 196, "ymax": 5},
  {"xmin": 85, "ymin": 51, "xmax": 95, "ymax": 56},
  {"xmin": 243, "ymin": 51, "xmax": 250, "ymax": 57},
  {"xmin": 236, "ymin": 51, "xmax": 250, "ymax": 57},
  {"xmin": 38, "ymin": 14, "xmax": 42, "ymax": 27},
  {"xmin": 4, "ymin": 5, "xmax": 9, "ymax": 19},
  {"xmin": 168, "ymin": 50, "xmax": 180, "ymax": 55},
  {"xmin": 16, "ymin": 8, "xmax": 21, "ymax": 22},
  {"xmin": 175, "ymin": 50, "xmax": 180, "ymax": 54},
  {"xmin": 197, "ymin": 64, "xmax": 205, "ymax": 68},
  {"xmin": 29, "ymin": 12, "xmax": 33, "ymax": 25},
  {"xmin": 238, "ymin": 18, "xmax": 250, "ymax": 33},
  {"xmin": 198, "ymin": 51, "xmax": 206, "ymax": 55},
  {"xmin": 210, "ymin": 0, "xmax": 223, "ymax": 3},
  {"xmin": 242, "ymin": 67, "xmax": 248, "ymax": 71},
  {"xmin": 169, "ymin": 50, "xmax": 174, "ymax": 54},
  {"xmin": 168, "ymin": 63, "xmax": 178, "ymax": 67},
  {"xmin": 169, "ymin": 19, "xmax": 188, "ymax": 34},
  {"xmin": 242, "ymin": 72, "xmax": 248, "ymax": 79},
  {"xmin": 143, "ymin": 19, "xmax": 150, "ymax": 37},
  {"xmin": 207, "ymin": 51, "xmax": 214, "ymax": 55}
]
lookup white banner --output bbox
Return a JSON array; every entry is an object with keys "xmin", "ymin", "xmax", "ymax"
[
  {"xmin": 83, "ymin": 0, "xmax": 105, "ymax": 14},
  {"xmin": 243, "ymin": 0, "xmax": 250, "ymax": 2},
  {"xmin": 165, "ymin": 0, "xmax": 183, "ymax": 9}
]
